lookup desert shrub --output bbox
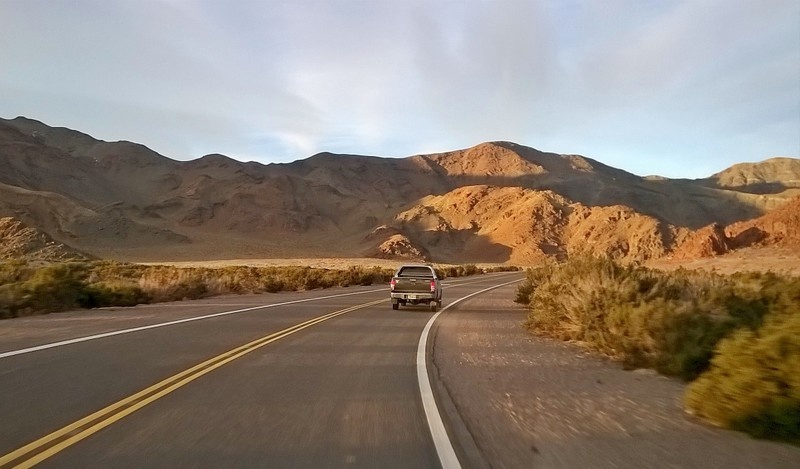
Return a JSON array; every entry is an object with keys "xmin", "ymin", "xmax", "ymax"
[
  {"xmin": 84, "ymin": 281, "xmax": 151, "ymax": 307},
  {"xmin": 0, "ymin": 259, "xmax": 30, "ymax": 284},
  {"xmin": 484, "ymin": 265, "xmax": 521, "ymax": 273},
  {"xmin": 521, "ymin": 256, "xmax": 793, "ymax": 379},
  {"xmin": 515, "ymin": 265, "xmax": 555, "ymax": 304},
  {"xmin": 443, "ymin": 266, "xmax": 459, "ymax": 278},
  {"xmin": 431, "ymin": 264, "xmax": 519, "ymax": 280},
  {"xmin": 167, "ymin": 280, "xmax": 208, "ymax": 301},
  {"xmin": 138, "ymin": 267, "xmax": 210, "ymax": 301},
  {"xmin": 336, "ymin": 266, "xmax": 391, "ymax": 287},
  {"xmin": 651, "ymin": 307, "xmax": 732, "ymax": 380},
  {"xmin": 444, "ymin": 265, "xmax": 474, "ymax": 278},
  {"xmin": 22, "ymin": 262, "xmax": 92, "ymax": 313},
  {"xmin": 0, "ymin": 283, "xmax": 23, "ymax": 319},
  {"xmin": 685, "ymin": 307, "xmax": 800, "ymax": 443},
  {"xmin": 515, "ymin": 279, "xmax": 534, "ymax": 304},
  {"xmin": 259, "ymin": 274, "xmax": 286, "ymax": 293},
  {"xmin": 0, "ymin": 262, "xmax": 101, "ymax": 316},
  {"xmin": 520, "ymin": 255, "xmax": 800, "ymax": 441}
]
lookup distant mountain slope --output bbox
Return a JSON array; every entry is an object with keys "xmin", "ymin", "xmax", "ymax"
[
  {"xmin": 1, "ymin": 116, "xmax": 798, "ymax": 264},
  {"xmin": 703, "ymin": 158, "xmax": 800, "ymax": 194}
]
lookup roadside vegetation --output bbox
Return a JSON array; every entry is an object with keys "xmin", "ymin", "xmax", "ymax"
[
  {"xmin": 515, "ymin": 256, "xmax": 799, "ymax": 444},
  {"xmin": 0, "ymin": 260, "xmax": 518, "ymax": 319}
]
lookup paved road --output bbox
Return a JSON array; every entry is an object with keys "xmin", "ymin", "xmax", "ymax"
[
  {"xmin": 4, "ymin": 272, "xmax": 799, "ymax": 469},
  {"xmin": 0, "ymin": 273, "xmax": 521, "ymax": 468}
]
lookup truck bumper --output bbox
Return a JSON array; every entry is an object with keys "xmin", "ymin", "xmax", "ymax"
[{"xmin": 391, "ymin": 292, "xmax": 437, "ymax": 302}]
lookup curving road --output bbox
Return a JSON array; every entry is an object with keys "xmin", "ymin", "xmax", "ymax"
[
  {"xmin": 0, "ymin": 273, "xmax": 519, "ymax": 468},
  {"xmin": 2, "ymin": 272, "xmax": 798, "ymax": 469}
]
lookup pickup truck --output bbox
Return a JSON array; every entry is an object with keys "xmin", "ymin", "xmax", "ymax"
[{"xmin": 389, "ymin": 264, "xmax": 443, "ymax": 312}]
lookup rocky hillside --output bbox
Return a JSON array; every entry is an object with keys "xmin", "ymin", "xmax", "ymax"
[
  {"xmin": 727, "ymin": 196, "xmax": 800, "ymax": 248},
  {"xmin": 1, "ymin": 116, "xmax": 798, "ymax": 264},
  {"xmin": 667, "ymin": 195, "xmax": 800, "ymax": 260},
  {"xmin": 0, "ymin": 217, "xmax": 90, "ymax": 261},
  {"xmin": 383, "ymin": 186, "xmax": 685, "ymax": 265},
  {"xmin": 703, "ymin": 158, "xmax": 800, "ymax": 194}
]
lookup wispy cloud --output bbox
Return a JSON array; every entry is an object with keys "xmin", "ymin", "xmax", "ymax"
[{"xmin": 1, "ymin": 0, "xmax": 797, "ymax": 177}]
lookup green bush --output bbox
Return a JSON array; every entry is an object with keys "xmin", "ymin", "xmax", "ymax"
[
  {"xmin": 652, "ymin": 307, "xmax": 732, "ymax": 380},
  {"xmin": 515, "ymin": 265, "xmax": 555, "ymax": 305},
  {"xmin": 515, "ymin": 280, "xmax": 534, "ymax": 304},
  {"xmin": 84, "ymin": 282, "xmax": 151, "ymax": 307},
  {"xmin": 685, "ymin": 309, "xmax": 800, "ymax": 443},
  {"xmin": 23, "ymin": 263, "xmax": 91, "ymax": 313}
]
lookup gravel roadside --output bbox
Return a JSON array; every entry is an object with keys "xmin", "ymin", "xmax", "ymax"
[{"xmin": 431, "ymin": 284, "xmax": 800, "ymax": 468}]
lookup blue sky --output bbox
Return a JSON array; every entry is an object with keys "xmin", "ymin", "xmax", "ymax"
[{"xmin": 1, "ymin": 0, "xmax": 798, "ymax": 178}]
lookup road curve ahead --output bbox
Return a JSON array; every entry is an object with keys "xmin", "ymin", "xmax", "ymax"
[{"xmin": 0, "ymin": 272, "xmax": 522, "ymax": 468}]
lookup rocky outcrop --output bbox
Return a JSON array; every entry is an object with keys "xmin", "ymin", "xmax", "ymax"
[
  {"xmin": 673, "ymin": 223, "xmax": 730, "ymax": 259},
  {"xmin": 0, "ymin": 217, "xmax": 90, "ymax": 261},
  {"xmin": 727, "ymin": 196, "xmax": 800, "ymax": 248}
]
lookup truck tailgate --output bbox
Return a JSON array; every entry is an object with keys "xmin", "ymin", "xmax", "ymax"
[{"xmin": 393, "ymin": 277, "xmax": 432, "ymax": 292}]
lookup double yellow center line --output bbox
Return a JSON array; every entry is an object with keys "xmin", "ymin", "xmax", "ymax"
[{"xmin": 0, "ymin": 298, "xmax": 386, "ymax": 468}]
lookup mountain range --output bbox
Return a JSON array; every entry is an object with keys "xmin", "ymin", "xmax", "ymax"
[{"xmin": 1, "ymin": 116, "xmax": 798, "ymax": 264}]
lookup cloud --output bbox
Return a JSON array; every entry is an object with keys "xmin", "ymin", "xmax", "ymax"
[
  {"xmin": 407, "ymin": 1, "xmax": 558, "ymax": 140},
  {"xmin": 1, "ymin": 0, "xmax": 798, "ymax": 177}
]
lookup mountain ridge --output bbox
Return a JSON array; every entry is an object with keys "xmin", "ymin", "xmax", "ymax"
[{"xmin": 1, "ymin": 116, "xmax": 798, "ymax": 264}]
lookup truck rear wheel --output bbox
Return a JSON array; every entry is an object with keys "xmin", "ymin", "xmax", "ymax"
[
  {"xmin": 392, "ymin": 302, "xmax": 399, "ymax": 310},
  {"xmin": 430, "ymin": 302, "xmax": 438, "ymax": 312}
]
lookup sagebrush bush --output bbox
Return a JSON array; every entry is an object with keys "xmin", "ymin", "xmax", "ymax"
[
  {"xmin": 522, "ymin": 257, "xmax": 795, "ymax": 378},
  {"xmin": 520, "ymin": 255, "xmax": 800, "ymax": 442},
  {"xmin": 22, "ymin": 263, "xmax": 91, "ymax": 313},
  {"xmin": 685, "ymin": 308, "xmax": 800, "ymax": 443},
  {"xmin": 515, "ymin": 264, "xmax": 554, "ymax": 305},
  {"xmin": 84, "ymin": 281, "xmax": 151, "ymax": 307}
]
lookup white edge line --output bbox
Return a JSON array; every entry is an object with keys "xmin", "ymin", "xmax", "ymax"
[
  {"xmin": 417, "ymin": 277, "xmax": 522, "ymax": 469},
  {"xmin": 0, "ymin": 288, "xmax": 386, "ymax": 360}
]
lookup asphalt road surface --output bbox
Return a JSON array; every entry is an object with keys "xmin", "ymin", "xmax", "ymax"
[
  {"xmin": 0, "ymin": 273, "xmax": 520, "ymax": 468},
  {"xmin": 2, "ymin": 272, "xmax": 799, "ymax": 469}
]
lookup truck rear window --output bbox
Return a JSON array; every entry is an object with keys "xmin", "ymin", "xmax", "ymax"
[{"xmin": 398, "ymin": 267, "xmax": 434, "ymax": 277}]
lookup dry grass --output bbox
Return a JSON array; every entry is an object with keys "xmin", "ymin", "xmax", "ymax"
[{"xmin": 0, "ymin": 259, "xmax": 519, "ymax": 318}]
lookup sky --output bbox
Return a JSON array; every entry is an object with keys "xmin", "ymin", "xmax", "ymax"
[{"xmin": 1, "ymin": 0, "xmax": 798, "ymax": 179}]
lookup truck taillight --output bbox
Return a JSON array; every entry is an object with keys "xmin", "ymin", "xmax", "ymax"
[
  {"xmin": 430, "ymin": 280, "xmax": 436, "ymax": 292},
  {"xmin": 390, "ymin": 278, "xmax": 396, "ymax": 290}
]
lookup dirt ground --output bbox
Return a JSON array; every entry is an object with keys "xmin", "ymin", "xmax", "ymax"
[
  {"xmin": 648, "ymin": 246, "xmax": 800, "ymax": 276},
  {"xmin": 140, "ymin": 245, "xmax": 800, "ymax": 277}
]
